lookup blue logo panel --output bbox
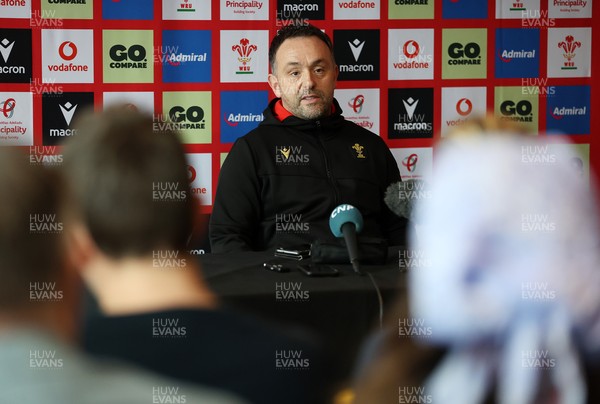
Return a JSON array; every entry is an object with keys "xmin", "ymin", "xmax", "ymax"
[
  {"xmin": 162, "ymin": 30, "xmax": 211, "ymax": 84},
  {"xmin": 495, "ymin": 28, "xmax": 540, "ymax": 78},
  {"xmin": 546, "ymin": 86, "xmax": 590, "ymax": 136},
  {"xmin": 442, "ymin": 0, "xmax": 487, "ymax": 19},
  {"xmin": 220, "ymin": 91, "xmax": 268, "ymax": 143},
  {"xmin": 102, "ymin": 0, "xmax": 154, "ymax": 20}
]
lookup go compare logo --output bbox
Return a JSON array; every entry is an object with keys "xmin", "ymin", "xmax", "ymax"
[{"xmin": 103, "ymin": 30, "xmax": 153, "ymax": 83}]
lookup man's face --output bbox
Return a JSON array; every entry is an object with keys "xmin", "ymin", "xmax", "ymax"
[{"xmin": 268, "ymin": 36, "xmax": 338, "ymax": 120}]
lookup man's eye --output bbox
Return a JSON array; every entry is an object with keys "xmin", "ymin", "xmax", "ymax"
[
  {"xmin": 315, "ymin": 68, "xmax": 324, "ymax": 74},
  {"xmin": 289, "ymin": 71, "xmax": 299, "ymax": 76}
]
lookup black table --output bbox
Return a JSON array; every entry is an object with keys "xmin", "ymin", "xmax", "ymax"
[{"xmin": 198, "ymin": 247, "xmax": 407, "ymax": 385}]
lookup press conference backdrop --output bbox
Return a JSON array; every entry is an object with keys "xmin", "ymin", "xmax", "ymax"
[{"xmin": 0, "ymin": 0, "xmax": 597, "ymax": 245}]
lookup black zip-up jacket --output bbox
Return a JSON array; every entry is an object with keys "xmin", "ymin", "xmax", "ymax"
[{"xmin": 209, "ymin": 98, "xmax": 407, "ymax": 253}]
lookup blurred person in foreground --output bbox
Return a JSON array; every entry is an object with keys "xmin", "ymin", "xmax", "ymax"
[
  {"xmin": 0, "ymin": 148, "xmax": 244, "ymax": 404},
  {"xmin": 353, "ymin": 132, "xmax": 600, "ymax": 404},
  {"xmin": 210, "ymin": 24, "xmax": 407, "ymax": 252},
  {"xmin": 61, "ymin": 107, "xmax": 327, "ymax": 404}
]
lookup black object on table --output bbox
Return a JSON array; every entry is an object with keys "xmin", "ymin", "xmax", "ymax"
[{"xmin": 198, "ymin": 246, "xmax": 407, "ymax": 386}]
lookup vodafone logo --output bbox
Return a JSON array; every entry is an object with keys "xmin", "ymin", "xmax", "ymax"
[
  {"xmin": 456, "ymin": 98, "xmax": 472, "ymax": 116},
  {"xmin": 187, "ymin": 165, "xmax": 197, "ymax": 182},
  {"xmin": 403, "ymin": 40, "xmax": 420, "ymax": 59},
  {"xmin": 58, "ymin": 41, "xmax": 77, "ymax": 61}
]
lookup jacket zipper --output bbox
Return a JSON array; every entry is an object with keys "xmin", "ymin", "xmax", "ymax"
[{"xmin": 315, "ymin": 120, "xmax": 340, "ymax": 207}]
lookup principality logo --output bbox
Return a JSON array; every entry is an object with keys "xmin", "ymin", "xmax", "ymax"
[
  {"xmin": 352, "ymin": 143, "xmax": 366, "ymax": 159},
  {"xmin": 232, "ymin": 38, "xmax": 257, "ymax": 75},
  {"xmin": 558, "ymin": 35, "xmax": 581, "ymax": 70},
  {"xmin": 402, "ymin": 153, "xmax": 418, "ymax": 172},
  {"xmin": 1, "ymin": 98, "xmax": 16, "ymax": 118},
  {"xmin": 348, "ymin": 94, "xmax": 364, "ymax": 113}
]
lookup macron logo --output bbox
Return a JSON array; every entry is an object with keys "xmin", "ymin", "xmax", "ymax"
[
  {"xmin": 402, "ymin": 97, "xmax": 418, "ymax": 120},
  {"xmin": 0, "ymin": 38, "xmax": 15, "ymax": 63},
  {"xmin": 59, "ymin": 102, "xmax": 77, "ymax": 126},
  {"xmin": 348, "ymin": 39, "xmax": 365, "ymax": 62}
]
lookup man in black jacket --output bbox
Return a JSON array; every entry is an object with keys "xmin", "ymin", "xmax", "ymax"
[{"xmin": 210, "ymin": 24, "xmax": 407, "ymax": 253}]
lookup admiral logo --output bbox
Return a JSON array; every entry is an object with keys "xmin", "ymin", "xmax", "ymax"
[
  {"xmin": 335, "ymin": 30, "xmax": 379, "ymax": 81},
  {"xmin": 546, "ymin": 85, "xmax": 590, "ymax": 135},
  {"xmin": 442, "ymin": 0, "xmax": 488, "ymax": 19},
  {"xmin": 500, "ymin": 100, "xmax": 533, "ymax": 122},
  {"xmin": 232, "ymin": 38, "xmax": 257, "ymax": 74},
  {"xmin": 448, "ymin": 42, "xmax": 481, "ymax": 65},
  {"xmin": 165, "ymin": 52, "xmax": 207, "ymax": 66},
  {"xmin": 275, "ymin": 145, "xmax": 310, "ymax": 165},
  {"xmin": 220, "ymin": 90, "xmax": 267, "ymax": 143},
  {"xmin": 162, "ymin": 30, "xmax": 211, "ymax": 83},
  {"xmin": 109, "ymin": 44, "xmax": 148, "ymax": 69},
  {"xmin": 498, "ymin": 48, "xmax": 536, "ymax": 62},
  {"xmin": 551, "ymin": 105, "xmax": 586, "ymax": 119},
  {"xmin": 224, "ymin": 112, "xmax": 263, "ymax": 126},
  {"xmin": 48, "ymin": 41, "xmax": 88, "ymax": 72},
  {"xmin": 394, "ymin": 40, "xmax": 430, "ymax": 69},
  {"xmin": 558, "ymin": 35, "xmax": 581, "ymax": 70}
]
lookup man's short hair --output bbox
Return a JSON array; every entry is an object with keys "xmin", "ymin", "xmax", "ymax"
[
  {"xmin": 269, "ymin": 24, "xmax": 335, "ymax": 72},
  {"xmin": 0, "ymin": 148, "xmax": 64, "ymax": 308},
  {"xmin": 62, "ymin": 107, "xmax": 194, "ymax": 258}
]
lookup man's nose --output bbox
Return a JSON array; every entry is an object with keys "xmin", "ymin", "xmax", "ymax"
[{"xmin": 300, "ymin": 71, "xmax": 316, "ymax": 89}]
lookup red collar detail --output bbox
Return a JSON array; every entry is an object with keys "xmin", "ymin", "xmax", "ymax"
[
  {"xmin": 273, "ymin": 99, "xmax": 294, "ymax": 121},
  {"xmin": 273, "ymin": 99, "xmax": 336, "ymax": 122}
]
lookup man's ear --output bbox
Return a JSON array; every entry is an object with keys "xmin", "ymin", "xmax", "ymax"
[
  {"xmin": 268, "ymin": 73, "xmax": 282, "ymax": 98},
  {"xmin": 65, "ymin": 221, "xmax": 96, "ymax": 276}
]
